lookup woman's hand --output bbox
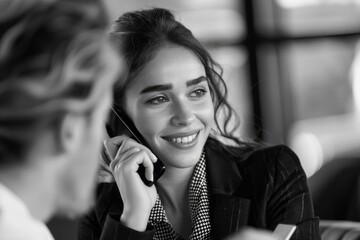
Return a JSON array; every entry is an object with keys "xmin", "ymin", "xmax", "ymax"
[{"xmin": 103, "ymin": 135, "xmax": 158, "ymax": 231}]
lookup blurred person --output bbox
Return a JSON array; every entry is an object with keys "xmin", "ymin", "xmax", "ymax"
[
  {"xmin": 0, "ymin": 0, "xmax": 121, "ymax": 239},
  {"xmin": 78, "ymin": 8, "xmax": 320, "ymax": 240}
]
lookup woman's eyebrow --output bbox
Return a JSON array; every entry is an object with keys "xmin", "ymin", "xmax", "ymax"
[
  {"xmin": 140, "ymin": 84, "xmax": 172, "ymax": 94},
  {"xmin": 140, "ymin": 76, "xmax": 206, "ymax": 94},
  {"xmin": 186, "ymin": 76, "xmax": 207, "ymax": 87}
]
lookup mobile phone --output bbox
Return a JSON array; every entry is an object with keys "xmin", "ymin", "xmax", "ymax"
[
  {"xmin": 106, "ymin": 107, "xmax": 166, "ymax": 187},
  {"xmin": 272, "ymin": 224, "xmax": 296, "ymax": 240}
]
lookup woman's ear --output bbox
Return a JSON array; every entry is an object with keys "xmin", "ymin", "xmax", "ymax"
[{"xmin": 59, "ymin": 113, "xmax": 86, "ymax": 154}]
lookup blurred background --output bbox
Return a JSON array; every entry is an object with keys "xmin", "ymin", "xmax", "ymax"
[{"xmin": 48, "ymin": 0, "xmax": 360, "ymax": 238}]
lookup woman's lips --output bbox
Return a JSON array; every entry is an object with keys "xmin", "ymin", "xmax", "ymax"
[{"xmin": 162, "ymin": 131, "xmax": 199, "ymax": 145}]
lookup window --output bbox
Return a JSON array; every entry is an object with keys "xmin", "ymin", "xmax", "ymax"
[{"xmin": 252, "ymin": 0, "xmax": 360, "ymax": 176}]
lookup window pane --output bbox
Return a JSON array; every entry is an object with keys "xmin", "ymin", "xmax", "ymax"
[
  {"xmin": 283, "ymin": 39, "xmax": 356, "ymax": 121},
  {"xmin": 283, "ymin": 38, "xmax": 360, "ymax": 176},
  {"xmin": 255, "ymin": 0, "xmax": 360, "ymax": 36}
]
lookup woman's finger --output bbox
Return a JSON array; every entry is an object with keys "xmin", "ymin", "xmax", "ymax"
[
  {"xmin": 114, "ymin": 137, "xmax": 157, "ymax": 163},
  {"xmin": 109, "ymin": 146, "xmax": 140, "ymax": 172},
  {"xmin": 121, "ymin": 150, "xmax": 154, "ymax": 182},
  {"xmin": 103, "ymin": 135, "xmax": 127, "ymax": 160},
  {"xmin": 110, "ymin": 146, "xmax": 154, "ymax": 183},
  {"xmin": 139, "ymin": 151, "xmax": 154, "ymax": 182}
]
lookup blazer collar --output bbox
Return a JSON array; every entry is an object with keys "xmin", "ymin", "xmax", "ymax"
[{"xmin": 205, "ymin": 144, "xmax": 243, "ymax": 196}]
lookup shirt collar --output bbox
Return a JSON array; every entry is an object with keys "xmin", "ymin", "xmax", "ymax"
[{"xmin": 148, "ymin": 150, "xmax": 211, "ymax": 240}]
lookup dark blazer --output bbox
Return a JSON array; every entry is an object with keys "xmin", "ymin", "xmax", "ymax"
[{"xmin": 78, "ymin": 143, "xmax": 320, "ymax": 240}]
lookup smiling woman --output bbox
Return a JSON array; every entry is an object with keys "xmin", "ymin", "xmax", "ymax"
[{"xmin": 78, "ymin": 8, "xmax": 320, "ymax": 240}]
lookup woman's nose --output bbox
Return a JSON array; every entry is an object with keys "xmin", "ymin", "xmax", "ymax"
[{"xmin": 171, "ymin": 101, "xmax": 195, "ymax": 126}]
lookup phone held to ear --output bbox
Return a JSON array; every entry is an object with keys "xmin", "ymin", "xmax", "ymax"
[
  {"xmin": 106, "ymin": 107, "xmax": 166, "ymax": 187},
  {"xmin": 272, "ymin": 224, "xmax": 296, "ymax": 240}
]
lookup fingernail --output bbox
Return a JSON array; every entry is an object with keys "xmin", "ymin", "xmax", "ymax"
[{"xmin": 151, "ymin": 153, "xmax": 158, "ymax": 161}]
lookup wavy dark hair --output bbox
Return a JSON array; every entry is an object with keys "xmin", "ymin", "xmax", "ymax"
[{"xmin": 108, "ymin": 8, "xmax": 257, "ymax": 155}]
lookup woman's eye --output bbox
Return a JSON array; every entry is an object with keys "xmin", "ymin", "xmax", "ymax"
[
  {"xmin": 146, "ymin": 96, "xmax": 169, "ymax": 105},
  {"xmin": 190, "ymin": 89, "xmax": 207, "ymax": 98}
]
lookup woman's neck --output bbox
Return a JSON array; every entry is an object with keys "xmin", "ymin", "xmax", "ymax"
[
  {"xmin": 156, "ymin": 166, "xmax": 194, "ymax": 238},
  {"xmin": 156, "ymin": 166, "xmax": 194, "ymax": 205}
]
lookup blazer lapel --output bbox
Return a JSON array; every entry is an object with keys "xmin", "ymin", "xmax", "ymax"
[
  {"xmin": 205, "ymin": 144, "xmax": 252, "ymax": 239},
  {"xmin": 205, "ymin": 144, "xmax": 242, "ymax": 195}
]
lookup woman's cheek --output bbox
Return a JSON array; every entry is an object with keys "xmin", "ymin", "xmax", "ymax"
[
  {"xmin": 135, "ymin": 113, "xmax": 163, "ymax": 141},
  {"xmin": 197, "ymin": 100, "xmax": 215, "ymax": 125}
]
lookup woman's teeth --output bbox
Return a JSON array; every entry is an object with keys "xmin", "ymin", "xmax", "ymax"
[{"xmin": 170, "ymin": 133, "xmax": 197, "ymax": 144}]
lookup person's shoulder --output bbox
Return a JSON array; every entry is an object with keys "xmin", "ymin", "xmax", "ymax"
[
  {"xmin": 205, "ymin": 137, "xmax": 257, "ymax": 160},
  {"xmin": 206, "ymin": 138, "xmax": 298, "ymax": 163},
  {"xmin": 247, "ymin": 144, "xmax": 299, "ymax": 162},
  {"xmin": 242, "ymin": 144, "xmax": 305, "ymax": 180}
]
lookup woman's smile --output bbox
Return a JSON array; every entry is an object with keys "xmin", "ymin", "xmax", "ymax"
[{"xmin": 162, "ymin": 130, "xmax": 200, "ymax": 146}]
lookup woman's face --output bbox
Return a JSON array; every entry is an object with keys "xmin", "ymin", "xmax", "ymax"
[{"xmin": 123, "ymin": 45, "xmax": 214, "ymax": 169}]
